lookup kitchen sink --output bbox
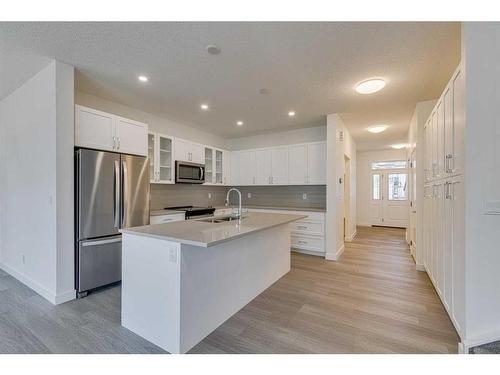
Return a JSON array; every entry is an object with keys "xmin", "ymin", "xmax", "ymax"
[{"xmin": 198, "ymin": 215, "xmax": 245, "ymax": 223}]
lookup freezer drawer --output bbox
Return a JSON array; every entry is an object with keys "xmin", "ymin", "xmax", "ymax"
[{"xmin": 77, "ymin": 236, "xmax": 122, "ymax": 293}]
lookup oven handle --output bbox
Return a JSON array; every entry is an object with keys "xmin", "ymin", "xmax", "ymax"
[{"xmin": 200, "ymin": 166, "xmax": 204, "ymax": 181}]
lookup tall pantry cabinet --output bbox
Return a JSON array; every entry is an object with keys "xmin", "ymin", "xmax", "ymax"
[{"xmin": 423, "ymin": 63, "xmax": 465, "ymax": 339}]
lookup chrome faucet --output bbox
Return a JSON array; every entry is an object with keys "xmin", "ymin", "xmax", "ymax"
[{"xmin": 225, "ymin": 187, "xmax": 242, "ymax": 219}]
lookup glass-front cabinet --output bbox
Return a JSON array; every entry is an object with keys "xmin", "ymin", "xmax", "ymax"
[
  {"xmin": 204, "ymin": 147, "xmax": 226, "ymax": 185},
  {"xmin": 148, "ymin": 132, "xmax": 174, "ymax": 184}
]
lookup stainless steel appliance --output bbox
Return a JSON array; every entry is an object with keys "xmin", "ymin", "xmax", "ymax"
[
  {"xmin": 164, "ymin": 206, "xmax": 215, "ymax": 219},
  {"xmin": 175, "ymin": 161, "xmax": 205, "ymax": 184},
  {"xmin": 75, "ymin": 149, "xmax": 150, "ymax": 297}
]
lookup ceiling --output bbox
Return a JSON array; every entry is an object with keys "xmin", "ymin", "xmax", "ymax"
[{"xmin": 0, "ymin": 22, "xmax": 460, "ymax": 150}]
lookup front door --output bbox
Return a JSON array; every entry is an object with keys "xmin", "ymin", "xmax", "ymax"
[{"xmin": 371, "ymin": 169, "xmax": 409, "ymax": 228}]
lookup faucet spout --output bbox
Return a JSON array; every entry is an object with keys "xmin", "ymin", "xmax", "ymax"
[{"xmin": 225, "ymin": 188, "xmax": 242, "ymax": 219}]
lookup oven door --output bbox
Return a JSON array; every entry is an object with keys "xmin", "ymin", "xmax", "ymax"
[{"xmin": 176, "ymin": 161, "xmax": 205, "ymax": 183}]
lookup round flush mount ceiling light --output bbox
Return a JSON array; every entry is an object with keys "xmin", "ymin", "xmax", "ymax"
[
  {"xmin": 200, "ymin": 103, "xmax": 209, "ymax": 111},
  {"xmin": 206, "ymin": 44, "xmax": 221, "ymax": 55},
  {"xmin": 355, "ymin": 79, "xmax": 386, "ymax": 94},
  {"xmin": 367, "ymin": 125, "xmax": 388, "ymax": 134},
  {"xmin": 236, "ymin": 121, "xmax": 244, "ymax": 126},
  {"xmin": 138, "ymin": 75, "xmax": 148, "ymax": 82},
  {"xmin": 288, "ymin": 111, "xmax": 296, "ymax": 117},
  {"xmin": 391, "ymin": 144, "xmax": 407, "ymax": 149}
]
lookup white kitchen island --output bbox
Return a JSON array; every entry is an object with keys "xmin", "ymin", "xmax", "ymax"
[{"xmin": 120, "ymin": 212, "xmax": 306, "ymax": 354}]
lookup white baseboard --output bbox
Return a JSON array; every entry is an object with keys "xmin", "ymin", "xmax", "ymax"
[
  {"xmin": 0, "ymin": 262, "xmax": 75, "ymax": 305},
  {"xmin": 415, "ymin": 264, "xmax": 426, "ymax": 272},
  {"xmin": 325, "ymin": 244, "xmax": 344, "ymax": 261},
  {"xmin": 344, "ymin": 230, "xmax": 357, "ymax": 242},
  {"xmin": 460, "ymin": 329, "xmax": 500, "ymax": 353}
]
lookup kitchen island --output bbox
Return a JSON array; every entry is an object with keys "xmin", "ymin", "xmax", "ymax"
[{"xmin": 120, "ymin": 212, "xmax": 306, "ymax": 354}]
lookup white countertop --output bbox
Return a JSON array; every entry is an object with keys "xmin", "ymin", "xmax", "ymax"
[
  {"xmin": 217, "ymin": 205, "xmax": 326, "ymax": 213},
  {"xmin": 121, "ymin": 212, "xmax": 307, "ymax": 247}
]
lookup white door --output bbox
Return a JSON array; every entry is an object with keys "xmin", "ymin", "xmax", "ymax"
[
  {"xmin": 148, "ymin": 133, "xmax": 156, "ymax": 183},
  {"xmin": 190, "ymin": 143, "xmax": 204, "ymax": 164},
  {"xmin": 115, "ymin": 117, "xmax": 148, "ymax": 156},
  {"xmin": 307, "ymin": 142, "xmax": 326, "ymax": 184},
  {"xmin": 288, "ymin": 144, "xmax": 307, "ymax": 184},
  {"xmin": 214, "ymin": 149, "xmax": 224, "ymax": 184},
  {"xmin": 371, "ymin": 169, "xmax": 409, "ymax": 227},
  {"xmin": 229, "ymin": 152, "xmax": 240, "ymax": 185},
  {"xmin": 75, "ymin": 105, "xmax": 115, "ymax": 151},
  {"xmin": 271, "ymin": 146, "xmax": 289, "ymax": 185},
  {"xmin": 255, "ymin": 149, "xmax": 272, "ymax": 185},
  {"xmin": 204, "ymin": 147, "xmax": 214, "ymax": 184},
  {"xmin": 157, "ymin": 134, "xmax": 174, "ymax": 183}
]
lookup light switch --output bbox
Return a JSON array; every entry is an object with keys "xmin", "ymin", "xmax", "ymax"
[
  {"xmin": 303, "ymin": 193, "xmax": 307, "ymax": 200},
  {"xmin": 247, "ymin": 193, "xmax": 252, "ymax": 198},
  {"xmin": 208, "ymin": 193, "xmax": 212, "ymax": 199}
]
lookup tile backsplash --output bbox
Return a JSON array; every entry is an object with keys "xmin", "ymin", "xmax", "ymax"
[{"xmin": 150, "ymin": 184, "xmax": 326, "ymax": 210}]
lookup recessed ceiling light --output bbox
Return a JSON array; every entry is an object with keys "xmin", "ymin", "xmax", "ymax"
[
  {"xmin": 206, "ymin": 44, "xmax": 221, "ymax": 55},
  {"xmin": 138, "ymin": 75, "xmax": 148, "ymax": 82},
  {"xmin": 391, "ymin": 144, "xmax": 407, "ymax": 149},
  {"xmin": 288, "ymin": 111, "xmax": 296, "ymax": 117},
  {"xmin": 355, "ymin": 79, "xmax": 386, "ymax": 94},
  {"xmin": 367, "ymin": 125, "xmax": 388, "ymax": 133},
  {"xmin": 200, "ymin": 103, "xmax": 209, "ymax": 110},
  {"xmin": 236, "ymin": 121, "xmax": 244, "ymax": 126}
]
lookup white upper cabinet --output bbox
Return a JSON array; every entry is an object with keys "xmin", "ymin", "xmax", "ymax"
[
  {"xmin": 228, "ymin": 141, "xmax": 325, "ymax": 186},
  {"xmin": 115, "ymin": 117, "xmax": 149, "ymax": 157},
  {"xmin": 255, "ymin": 149, "xmax": 272, "ymax": 185},
  {"xmin": 229, "ymin": 152, "xmax": 240, "ymax": 186},
  {"xmin": 239, "ymin": 150, "xmax": 257, "ymax": 185},
  {"xmin": 204, "ymin": 147, "xmax": 228, "ymax": 185},
  {"xmin": 75, "ymin": 105, "xmax": 148, "ymax": 156},
  {"xmin": 307, "ymin": 142, "xmax": 326, "ymax": 184},
  {"xmin": 149, "ymin": 132, "xmax": 174, "ymax": 184},
  {"xmin": 174, "ymin": 138, "xmax": 204, "ymax": 164},
  {"xmin": 271, "ymin": 146, "xmax": 289, "ymax": 185},
  {"xmin": 424, "ymin": 63, "xmax": 464, "ymax": 182},
  {"xmin": 288, "ymin": 144, "xmax": 308, "ymax": 184}
]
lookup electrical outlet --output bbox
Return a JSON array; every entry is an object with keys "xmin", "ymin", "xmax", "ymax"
[
  {"xmin": 247, "ymin": 193, "xmax": 252, "ymax": 199},
  {"xmin": 302, "ymin": 193, "xmax": 307, "ymax": 200},
  {"xmin": 208, "ymin": 192, "xmax": 212, "ymax": 199}
]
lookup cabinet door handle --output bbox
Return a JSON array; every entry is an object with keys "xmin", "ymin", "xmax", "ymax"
[
  {"xmin": 297, "ymin": 225, "xmax": 308, "ymax": 230},
  {"xmin": 117, "ymin": 137, "xmax": 120, "ymax": 150},
  {"xmin": 112, "ymin": 136, "xmax": 116, "ymax": 150},
  {"xmin": 298, "ymin": 240, "xmax": 307, "ymax": 245}
]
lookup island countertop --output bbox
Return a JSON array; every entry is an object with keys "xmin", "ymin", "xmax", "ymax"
[{"xmin": 120, "ymin": 212, "xmax": 306, "ymax": 247}]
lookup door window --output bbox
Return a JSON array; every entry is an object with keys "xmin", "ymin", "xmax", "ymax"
[
  {"xmin": 372, "ymin": 174, "xmax": 381, "ymax": 200},
  {"xmin": 388, "ymin": 173, "xmax": 408, "ymax": 200}
]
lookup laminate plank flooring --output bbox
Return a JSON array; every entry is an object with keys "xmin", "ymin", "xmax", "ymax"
[{"xmin": 0, "ymin": 226, "xmax": 459, "ymax": 354}]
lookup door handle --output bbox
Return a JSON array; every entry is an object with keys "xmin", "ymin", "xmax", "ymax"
[
  {"xmin": 121, "ymin": 161, "xmax": 128, "ymax": 228},
  {"xmin": 113, "ymin": 160, "xmax": 120, "ymax": 228},
  {"xmin": 200, "ymin": 166, "xmax": 204, "ymax": 181},
  {"xmin": 82, "ymin": 237, "xmax": 122, "ymax": 247}
]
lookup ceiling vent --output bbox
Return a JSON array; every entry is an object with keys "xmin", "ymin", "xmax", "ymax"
[{"xmin": 338, "ymin": 130, "xmax": 344, "ymax": 142}]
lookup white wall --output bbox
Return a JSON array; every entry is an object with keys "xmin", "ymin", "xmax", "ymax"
[
  {"xmin": 461, "ymin": 22, "xmax": 500, "ymax": 346},
  {"xmin": 227, "ymin": 126, "xmax": 326, "ymax": 150},
  {"xmin": 325, "ymin": 114, "xmax": 356, "ymax": 261},
  {"xmin": 356, "ymin": 149, "xmax": 406, "ymax": 226},
  {"xmin": 75, "ymin": 91, "xmax": 227, "ymax": 150},
  {"xmin": 0, "ymin": 61, "xmax": 75, "ymax": 304}
]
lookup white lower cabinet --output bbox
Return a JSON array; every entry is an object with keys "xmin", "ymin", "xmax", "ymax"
[
  {"xmin": 423, "ymin": 175, "xmax": 464, "ymax": 338},
  {"xmin": 246, "ymin": 208, "xmax": 325, "ymax": 256}
]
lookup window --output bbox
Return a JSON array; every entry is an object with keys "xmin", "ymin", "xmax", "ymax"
[
  {"xmin": 371, "ymin": 160, "xmax": 407, "ymax": 170},
  {"xmin": 388, "ymin": 173, "xmax": 408, "ymax": 200},
  {"xmin": 372, "ymin": 174, "xmax": 381, "ymax": 200}
]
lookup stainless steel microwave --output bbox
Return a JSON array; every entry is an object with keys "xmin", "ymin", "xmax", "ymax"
[{"xmin": 175, "ymin": 161, "xmax": 205, "ymax": 184}]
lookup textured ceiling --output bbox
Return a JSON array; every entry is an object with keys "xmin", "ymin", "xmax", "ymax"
[{"xmin": 0, "ymin": 22, "xmax": 460, "ymax": 150}]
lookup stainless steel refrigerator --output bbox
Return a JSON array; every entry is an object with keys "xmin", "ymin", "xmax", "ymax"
[{"xmin": 75, "ymin": 148, "xmax": 150, "ymax": 297}]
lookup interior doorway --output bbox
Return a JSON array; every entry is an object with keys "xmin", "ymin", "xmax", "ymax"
[
  {"xmin": 369, "ymin": 160, "xmax": 409, "ymax": 228},
  {"xmin": 344, "ymin": 155, "xmax": 350, "ymax": 240}
]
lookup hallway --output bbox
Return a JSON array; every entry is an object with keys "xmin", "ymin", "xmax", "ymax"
[{"xmin": 191, "ymin": 226, "xmax": 460, "ymax": 353}]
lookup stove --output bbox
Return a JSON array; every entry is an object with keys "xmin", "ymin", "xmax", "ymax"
[{"xmin": 164, "ymin": 206, "xmax": 216, "ymax": 219}]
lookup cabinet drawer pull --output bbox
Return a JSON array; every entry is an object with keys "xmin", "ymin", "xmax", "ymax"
[
  {"xmin": 297, "ymin": 240, "xmax": 308, "ymax": 244},
  {"xmin": 297, "ymin": 226, "xmax": 308, "ymax": 230}
]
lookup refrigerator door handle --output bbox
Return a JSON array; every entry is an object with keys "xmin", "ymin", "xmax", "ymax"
[
  {"xmin": 121, "ymin": 160, "xmax": 128, "ymax": 228},
  {"xmin": 113, "ymin": 160, "xmax": 120, "ymax": 228}
]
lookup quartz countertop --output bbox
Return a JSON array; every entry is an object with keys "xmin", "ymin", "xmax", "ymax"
[
  {"xmin": 121, "ymin": 212, "xmax": 306, "ymax": 247},
  {"xmin": 215, "ymin": 205, "xmax": 326, "ymax": 213},
  {"xmin": 150, "ymin": 209, "xmax": 186, "ymax": 217}
]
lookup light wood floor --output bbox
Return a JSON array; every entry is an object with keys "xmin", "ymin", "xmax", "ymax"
[
  {"xmin": 190, "ymin": 226, "xmax": 459, "ymax": 353},
  {"xmin": 0, "ymin": 226, "xmax": 459, "ymax": 353}
]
